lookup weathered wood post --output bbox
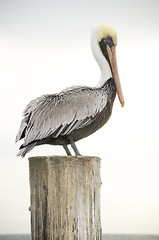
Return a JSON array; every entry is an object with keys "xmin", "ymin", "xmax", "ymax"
[{"xmin": 29, "ymin": 156, "xmax": 102, "ymax": 240}]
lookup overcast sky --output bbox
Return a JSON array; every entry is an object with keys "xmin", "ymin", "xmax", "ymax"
[{"xmin": 0, "ymin": 0, "xmax": 159, "ymax": 235}]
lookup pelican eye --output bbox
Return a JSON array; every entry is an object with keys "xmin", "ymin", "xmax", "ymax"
[{"xmin": 105, "ymin": 36, "xmax": 114, "ymax": 47}]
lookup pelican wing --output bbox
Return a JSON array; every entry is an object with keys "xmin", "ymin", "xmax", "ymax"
[{"xmin": 16, "ymin": 87, "xmax": 107, "ymax": 146}]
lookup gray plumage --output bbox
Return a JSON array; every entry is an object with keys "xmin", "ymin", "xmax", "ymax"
[{"xmin": 16, "ymin": 80, "xmax": 116, "ymax": 157}]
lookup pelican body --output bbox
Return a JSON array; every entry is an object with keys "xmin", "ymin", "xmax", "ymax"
[{"xmin": 16, "ymin": 25, "xmax": 124, "ymax": 157}]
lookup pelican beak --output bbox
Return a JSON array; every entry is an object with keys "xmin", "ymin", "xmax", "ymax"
[{"xmin": 106, "ymin": 45, "xmax": 125, "ymax": 107}]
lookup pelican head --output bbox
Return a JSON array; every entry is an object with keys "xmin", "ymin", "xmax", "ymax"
[{"xmin": 91, "ymin": 24, "xmax": 125, "ymax": 107}]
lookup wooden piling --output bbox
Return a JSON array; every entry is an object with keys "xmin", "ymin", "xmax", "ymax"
[{"xmin": 29, "ymin": 156, "xmax": 102, "ymax": 240}]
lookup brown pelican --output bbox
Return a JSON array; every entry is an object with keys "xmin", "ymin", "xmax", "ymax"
[{"xmin": 16, "ymin": 24, "xmax": 124, "ymax": 157}]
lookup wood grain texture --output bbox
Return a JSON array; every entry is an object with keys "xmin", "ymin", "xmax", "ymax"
[{"xmin": 29, "ymin": 156, "xmax": 102, "ymax": 240}]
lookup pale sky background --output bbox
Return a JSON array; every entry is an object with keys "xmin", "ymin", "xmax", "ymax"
[{"xmin": 0, "ymin": 0, "xmax": 159, "ymax": 235}]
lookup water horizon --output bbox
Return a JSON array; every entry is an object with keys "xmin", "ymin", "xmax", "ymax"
[{"xmin": 0, "ymin": 233, "xmax": 159, "ymax": 240}]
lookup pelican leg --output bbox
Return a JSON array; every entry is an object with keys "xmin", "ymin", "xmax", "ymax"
[
  {"xmin": 63, "ymin": 145, "xmax": 72, "ymax": 156},
  {"xmin": 69, "ymin": 135, "xmax": 81, "ymax": 156}
]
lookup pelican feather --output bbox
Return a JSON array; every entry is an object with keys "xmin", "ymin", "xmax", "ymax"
[{"xmin": 16, "ymin": 86, "xmax": 107, "ymax": 147}]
